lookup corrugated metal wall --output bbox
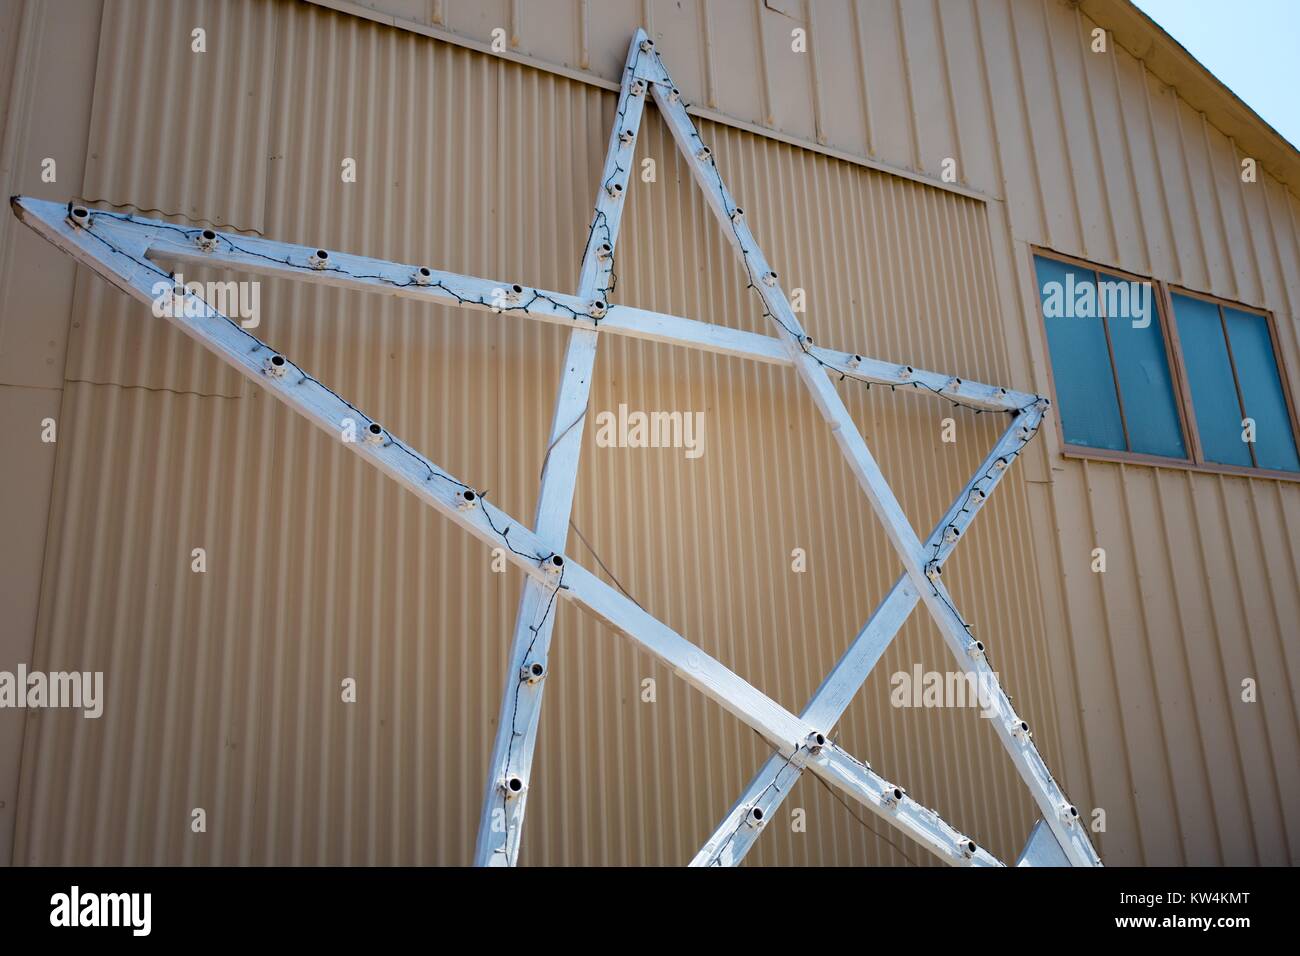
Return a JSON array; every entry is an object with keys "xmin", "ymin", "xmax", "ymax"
[
  {"xmin": 1, "ymin": 0, "xmax": 1297, "ymax": 865},
  {"xmin": 5, "ymin": 0, "xmax": 1055, "ymax": 866}
]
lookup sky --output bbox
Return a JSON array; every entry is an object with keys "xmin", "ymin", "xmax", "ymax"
[{"xmin": 1132, "ymin": 0, "xmax": 1300, "ymax": 149}]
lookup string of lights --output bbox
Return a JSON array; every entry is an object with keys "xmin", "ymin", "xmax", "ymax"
[
  {"xmin": 88, "ymin": 207, "xmax": 600, "ymax": 325},
  {"xmin": 76, "ymin": 205, "xmax": 568, "ymax": 585},
  {"xmin": 711, "ymin": 727, "xmax": 923, "ymax": 867},
  {"xmin": 579, "ymin": 208, "xmax": 617, "ymax": 301},
  {"xmin": 707, "ymin": 739, "xmax": 803, "ymax": 866},
  {"xmin": 490, "ymin": 48, "xmax": 660, "ymax": 824},
  {"xmin": 579, "ymin": 43, "xmax": 653, "ymax": 304},
  {"xmin": 634, "ymin": 50, "xmax": 1076, "ymax": 848},
  {"xmin": 57, "ymin": 54, "xmax": 1071, "ymax": 858},
  {"xmin": 76, "ymin": 187, "xmax": 1054, "ymax": 862},
  {"xmin": 501, "ymin": 561, "xmax": 567, "ymax": 799},
  {"xmin": 84, "ymin": 204, "xmax": 1032, "ymax": 416}
]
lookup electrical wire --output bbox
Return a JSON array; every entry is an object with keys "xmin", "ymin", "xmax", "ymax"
[
  {"xmin": 808, "ymin": 766, "xmax": 921, "ymax": 868},
  {"xmin": 568, "ymin": 518, "xmax": 645, "ymax": 611}
]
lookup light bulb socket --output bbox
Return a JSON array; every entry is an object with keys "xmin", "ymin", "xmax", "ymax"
[
  {"xmin": 521, "ymin": 661, "xmax": 546, "ymax": 684},
  {"xmin": 263, "ymin": 353, "xmax": 287, "ymax": 378},
  {"xmin": 66, "ymin": 204, "xmax": 91, "ymax": 229}
]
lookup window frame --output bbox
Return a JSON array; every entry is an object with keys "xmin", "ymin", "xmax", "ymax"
[
  {"xmin": 1029, "ymin": 246, "xmax": 1300, "ymax": 483},
  {"xmin": 1163, "ymin": 283, "xmax": 1300, "ymax": 476}
]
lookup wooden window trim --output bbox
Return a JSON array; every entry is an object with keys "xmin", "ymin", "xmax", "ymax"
[
  {"xmin": 1165, "ymin": 283, "xmax": 1300, "ymax": 473},
  {"xmin": 1029, "ymin": 246, "xmax": 1300, "ymax": 483},
  {"xmin": 1215, "ymin": 302, "xmax": 1258, "ymax": 467},
  {"xmin": 1029, "ymin": 246, "xmax": 1192, "ymax": 462},
  {"xmin": 1093, "ymin": 266, "xmax": 1135, "ymax": 451},
  {"xmin": 1059, "ymin": 444, "xmax": 1300, "ymax": 482}
]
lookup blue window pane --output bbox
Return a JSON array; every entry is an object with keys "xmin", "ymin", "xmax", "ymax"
[
  {"xmin": 1170, "ymin": 293, "xmax": 1252, "ymax": 467},
  {"xmin": 1222, "ymin": 307, "xmax": 1300, "ymax": 472},
  {"xmin": 1100, "ymin": 272, "xmax": 1186, "ymax": 458},
  {"xmin": 1034, "ymin": 256, "xmax": 1125, "ymax": 451}
]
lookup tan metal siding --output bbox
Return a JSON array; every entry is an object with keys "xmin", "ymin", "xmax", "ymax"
[
  {"xmin": 0, "ymin": 0, "xmax": 108, "ymax": 866},
  {"xmin": 0, "ymin": 0, "xmax": 1296, "ymax": 866},
  {"xmin": 9, "ymin": 0, "xmax": 1063, "ymax": 865}
]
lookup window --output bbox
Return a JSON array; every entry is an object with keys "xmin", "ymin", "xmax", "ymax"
[
  {"xmin": 1033, "ymin": 255, "xmax": 1185, "ymax": 458},
  {"xmin": 1033, "ymin": 251, "xmax": 1300, "ymax": 477},
  {"xmin": 1168, "ymin": 292, "xmax": 1300, "ymax": 472}
]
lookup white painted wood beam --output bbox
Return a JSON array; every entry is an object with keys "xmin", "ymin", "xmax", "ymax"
[
  {"xmin": 22, "ymin": 202, "xmax": 1035, "ymax": 412},
  {"xmin": 474, "ymin": 29, "xmax": 660, "ymax": 866}
]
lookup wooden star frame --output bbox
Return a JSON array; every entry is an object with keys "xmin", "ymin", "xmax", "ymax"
[{"xmin": 12, "ymin": 29, "xmax": 1100, "ymax": 868}]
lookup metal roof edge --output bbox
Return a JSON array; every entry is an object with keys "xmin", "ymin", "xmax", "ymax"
[{"xmin": 1079, "ymin": 0, "xmax": 1300, "ymax": 193}]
